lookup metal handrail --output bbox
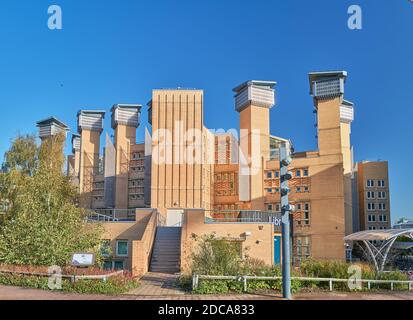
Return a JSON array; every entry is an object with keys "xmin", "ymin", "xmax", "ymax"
[
  {"xmin": 0, "ymin": 269, "xmax": 124, "ymax": 283},
  {"xmin": 192, "ymin": 274, "xmax": 413, "ymax": 292}
]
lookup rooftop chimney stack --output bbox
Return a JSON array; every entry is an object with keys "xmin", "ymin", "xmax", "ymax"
[
  {"xmin": 36, "ymin": 117, "xmax": 69, "ymax": 141},
  {"xmin": 233, "ymin": 80, "xmax": 276, "ymax": 210},
  {"xmin": 309, "ymin": 71, "xmax": 354, "ymax": 235},
  {"xmin": 77, "ymin": 110, "xmax": 105, "ymax": 208},
  {"xmin": 111, "ymin": 104, "xmax": 142, "ymax": 209}
]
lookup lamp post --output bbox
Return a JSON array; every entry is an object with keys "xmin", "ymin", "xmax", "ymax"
[{"xmin": 280, "ymin": 142, "xmax": 294, "ymax": 300}]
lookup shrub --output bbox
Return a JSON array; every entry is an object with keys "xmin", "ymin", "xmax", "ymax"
[
  {"xmin": 299, "ymin": 259, "xmax": 409, "ymax": 291},
  {"xmin": 185, "ymin": 234, "xmax": 409, "ymax": 294},
  {"xmin": 186, "ymin": 234, "xmax": 302, "ymax": 294},
  {"xmin": 190, "ymin": 234, "xmax": 243, "ymax": 276},
  {"xmin": 0, "ymin": 272, "xmax": 139, "ymax": 295}
]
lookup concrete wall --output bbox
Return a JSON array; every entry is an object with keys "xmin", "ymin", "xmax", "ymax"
[
  {"xmin": 102, "ymin": 210, "xmax": 155, "ymax": 273},
  {"xmin": 150, "ymin": 90, "xmax": 208, "ymax": 216}
]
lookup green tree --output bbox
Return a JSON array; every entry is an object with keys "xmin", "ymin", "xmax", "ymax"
[
  {"xmin": 2, "ymin": 134, "xmax": 38, "ymax": 176},
  {"xmin": 0, "ymin": 133, "xmax": 103, "ymax": 266}
]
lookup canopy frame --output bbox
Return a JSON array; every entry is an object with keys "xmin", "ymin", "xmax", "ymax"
[{"xmin": 344, "ymin": 229, "xmax": 413, "ymax": 272}]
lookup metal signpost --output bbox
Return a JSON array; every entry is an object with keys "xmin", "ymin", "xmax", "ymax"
[{"xmin": 280, "ymin": 142, "xmax": 294, "ymax": 300}]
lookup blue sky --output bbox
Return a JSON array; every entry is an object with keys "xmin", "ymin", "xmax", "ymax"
[{"xmin": 0, "ymin": 1, "xmax": 412, "ymax": 222}]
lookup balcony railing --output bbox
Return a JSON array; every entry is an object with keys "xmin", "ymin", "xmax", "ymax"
[
  {"xmin": 88, "ymin": 209, "xmax": 137, "ymax": 222},
  {"xmin": 207, "ymin": 210, "xmax": 282, "ymax": 230}
]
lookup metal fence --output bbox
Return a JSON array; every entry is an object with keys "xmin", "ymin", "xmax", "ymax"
[
  {"xmin": 0, "ymin": 269, "xmax": 124, "ymax": 283},
  {"xmin": 87, "ymin": 209, "xmax": 137, "ymax": 222},
  {"xmin": 192, "ymin": 274, "xmax": 413, "ymax": 293},
  {"xmin": 207, "ymin": 210, "xmax": 281, "ymax": 223}
]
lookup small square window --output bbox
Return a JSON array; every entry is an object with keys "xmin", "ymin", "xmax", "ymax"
[
  {"xmin": 116, "ymin": 240, "xmax": 128, "ymax": 257},
  {"xmin": 114, "ymin": 261, "xmax": 125, "ymax": 270}
]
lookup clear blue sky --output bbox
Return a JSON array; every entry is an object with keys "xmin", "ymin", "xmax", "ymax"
[{"xmin": 0, "ymin": 1, "xmax": 412, "ymax": 222}]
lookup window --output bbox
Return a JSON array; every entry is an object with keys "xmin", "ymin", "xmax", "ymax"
[
  {"xmin": 303, "ymin": 169, "xmax": 309, "ymax": 177},
  {"xmin": 116, "ymin": 240, "xmax": 128, "ymax": 257},
  {"xmin": 267, "ymin": 204, "xmax": 273, "ymax": 211},
  {"xmin": 303, "ymin": 203, "xmax": 310, "ymax": 226},
  {"xmin": 266, "ymin": 188, "xmax": 273, "ymax": 194},
  {"xmin": 369, "ymin": 226, "xmax": 377, "ymax": 231},
  {"xmin": 275, "ymin": 204, "xmax": 281, "ymax": 212},
  {"xmin": 304, "ymin": 186, "xmax": 309, "ymax": 192},
  {"xmin": 378, "ymin": 203, "xmax": 386, "ymax": 211},
  {"xmin": 100, "ymin": 240, "xmax": 111, "ymax": 257},
  {"xmin": 367, "ymin": 180, "xmax": 374, "ymax": 187},
  {"xmin": 296, "ymin": 204, "xmax": 302, "ymax": 211},
  {"xmin": 275, "ymin": 187, "xmax": 280, "ymax": 193},
  {"xmin": 296, "ymin": 170, "xmax": 301, "ymax": 177},
  {"xmin": 294, "ymin": 236, "xmax": 311, "ymax": 265},
  {"xmin": 103, "ymin": 261, "xmax": 125, "ymax": 271},
  {"xmin": 378, "ymin": 180, "xmax": 386, "ymax": 187},
  {"xmin": 379, "ymin": 215, "xmax": 387, "ymax": 222},
  {"xmin": 378, "ymin": 191, "xmax": 386, "ymax": 199},
  {"xmin": 367, "ymin": 203, "xmax": 375, "ymax": 211},
  {"xmin": 367, "ymin": 191, "xmax": 375, "ymax": 199},
  {"xmin": 368, "ymin": 214, "xmax": 376, "ymax": 222},
  {"xmin": 274, "ymin": 171, "xmax": 280, "ymax": 178},
  {"xmin": 266, "ymin": 172, "xmax": 272, "ymax": 179},
  {"xmin": 296, "ymin": 187, "xmax": 301, "ymax": 193}
]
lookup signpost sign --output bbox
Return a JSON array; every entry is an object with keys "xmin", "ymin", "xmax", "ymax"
[{"xmin": 71, "ymin": 253, "xmax": 95, "ymax": 268}]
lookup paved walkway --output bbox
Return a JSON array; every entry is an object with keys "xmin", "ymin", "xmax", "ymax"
[
  {"xmin": 0, "ymin": 285, "xmax": 278, "ymax": 300},
  {"xmin": 126, "ymin": 272, "xmax": 186, "ymax": 296},
  {"xmin": 0, "ymin": 285, "xmax": 412, "ymax": 300},
  {"xmin": 0, "ymin": 271, "xmax": 412, "ymax": 300}
]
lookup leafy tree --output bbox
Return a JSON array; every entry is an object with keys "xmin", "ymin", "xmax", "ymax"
[
  {"xmin": 2, "ymin": 134, "xmax": 38, "ymax": 176},
  {"xmin": 0, "ymin": 133, "xmax": 103, "ymax": 266}
]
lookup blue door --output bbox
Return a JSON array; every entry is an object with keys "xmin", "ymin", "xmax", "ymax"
[{"xmin": 274, "ymin": 236, "xmax": 281, "ymax": 265}]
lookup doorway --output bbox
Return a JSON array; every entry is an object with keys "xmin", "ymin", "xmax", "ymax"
[
  {"xmin": 274, "ymin": 236, "xmax": 281, "ymax": 265},
  {"xmin": 166, "ymin": 210, "xmax": 184, "ymax": 227}
]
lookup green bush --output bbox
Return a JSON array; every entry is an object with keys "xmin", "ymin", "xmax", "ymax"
[
  {"xmin": 185, "ymin": 234, "xmax": 303, "ymax": 294},
  {"xmin": 299, "ymin": 259, "xmax": 409, "ymax": 291},
  {"xmin": 190, "ymin": 234, "xmax": 243, "ymax": 276},
  {"xmin": 0, "ymin": 273, "xmax": 139, "ymax": 295},
  {"xmin": 185, "ymin": 234, "xmax": 410, "ymax": 294}
]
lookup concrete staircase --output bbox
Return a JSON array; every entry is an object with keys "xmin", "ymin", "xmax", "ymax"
[{"xmin": 150, "ymin": 227, "xmax": 181, "ymax": 273}]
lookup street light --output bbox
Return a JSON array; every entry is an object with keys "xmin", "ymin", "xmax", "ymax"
[{"xmin": 280, "ymin": 141, "xmax": 294, "ymax": 300}]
